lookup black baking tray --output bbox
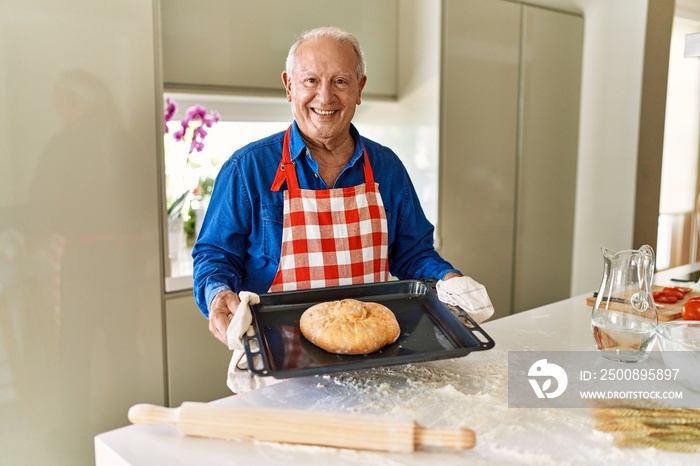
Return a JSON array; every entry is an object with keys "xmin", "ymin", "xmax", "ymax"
[{"xmin": 242, "ymin": 279, "xmax": 495, "ymax": 378}]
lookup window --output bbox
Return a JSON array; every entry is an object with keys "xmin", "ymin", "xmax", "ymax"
[{"xmin": 163, "ymin": 93, "xmax": 291, "ymax": 286}]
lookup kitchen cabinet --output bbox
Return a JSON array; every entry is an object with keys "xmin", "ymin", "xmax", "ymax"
[
  {"xmin": 439, "ymin": 0, "xmax": 582, "ymax": 317},
  {"xmin": 1, "ymin": 1, "xmax": 165, "ymax": 465},
  {"xmin": 160, "ymin": 0, "xmax": 398, "ymax": 98},
  {"xmin": 165, "ymin": 292, "xmax": 233, "ymax": 406}
]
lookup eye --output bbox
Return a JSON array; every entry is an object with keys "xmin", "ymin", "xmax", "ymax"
[
  {"xmin": 334, "ymin": 78, "xmax": 350, "ymax": 89},
  {"xmin": 302, "ymin": 77, "xmax": 318, "ymax": 87}
]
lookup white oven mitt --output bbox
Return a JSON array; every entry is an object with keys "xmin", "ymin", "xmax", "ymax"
[
  {"xmin": 436, "ymin": 276, "xmax": 494, "ymax": 324},
  {"xmin": 225, "ymin": 291, "xmax": 281, "ymax": 393},
  {"xmin": 226, "ymin": 291, "xmax": 260, "ymax": 351}
]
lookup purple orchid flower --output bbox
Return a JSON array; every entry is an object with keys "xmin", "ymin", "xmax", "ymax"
[
  {"xmin": 163, "ymin": 98, "xmax": 177, "ymax": 133},
  {"xmin": 182, "ymin": 105, "xmax": 219, "ymax": 153},
  {"xmin": 164, "ymin": 99, "xmax": 220, "ymax": 153}
]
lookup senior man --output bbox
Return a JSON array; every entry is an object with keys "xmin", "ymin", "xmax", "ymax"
[{"xmin": 192, "ymin": 27, "xmax": 493, "ymax": 354}]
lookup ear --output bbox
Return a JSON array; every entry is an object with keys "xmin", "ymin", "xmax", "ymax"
[
  {"xmin": 282, "ymin": 72, "xmax": 292, "ymax": 102},
  {"xmin": 356, "ymin": 75, "xmax": 367, "ymax": 105}
]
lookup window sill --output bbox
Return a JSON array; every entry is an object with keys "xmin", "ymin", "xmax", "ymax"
[{"xmin": 165, "ymin": 274, "xmax": 193, "ymax": 293}]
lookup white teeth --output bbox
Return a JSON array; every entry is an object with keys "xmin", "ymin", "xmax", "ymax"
[{"xmin": 314, "ymin": 109, "xmax": 335, "ymax": 115}]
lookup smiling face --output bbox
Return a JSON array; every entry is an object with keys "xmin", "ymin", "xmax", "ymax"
[{"xmin": 282, "ymin": 36, "xmax": 366, "ymax": 149}]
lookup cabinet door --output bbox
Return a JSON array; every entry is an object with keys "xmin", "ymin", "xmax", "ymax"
[
  {"xmin": 165, "ymin": 294, "xmax": 233, "ymax": 406},
  {"xmin": 513, "ymin": 6, "xmax": 582, "ymax": 313},
  {"xmin": 440, "ymin": 0, "xmax": 582, "ymax": 317},
  {"xmin": 440, "ymin": 0, "xmax": 521, "ymax": 319},
  {"xmin": 161, "ymin": 0, "xmax": 397, "ymax": 98}
]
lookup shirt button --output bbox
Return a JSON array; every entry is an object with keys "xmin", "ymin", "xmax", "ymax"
[{"xmin": 314, "ymin": 174, "xmax": 319, "ymax": 178}]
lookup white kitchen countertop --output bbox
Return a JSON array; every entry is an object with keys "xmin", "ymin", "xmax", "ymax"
[{"xmin": 95, "ymin": 266, "xmax": 700, "ymax": 465}]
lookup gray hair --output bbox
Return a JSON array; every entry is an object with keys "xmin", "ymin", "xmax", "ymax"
[{"xmin": 285, "ymin": 27, "xmax": 366, "ymax": 81}]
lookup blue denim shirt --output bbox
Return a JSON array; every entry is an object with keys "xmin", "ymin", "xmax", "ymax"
[{"xmin": 192, "ymin": 122, "xmax": 460, "ymax": 316}]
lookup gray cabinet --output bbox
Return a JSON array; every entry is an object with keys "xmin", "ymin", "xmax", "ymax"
[
  {"xmin": 161, "ymin": 0, "xmax": 398, "ymax": 98},
  {"xmin": 165, "ymin": 292, "xmax": 233, "ymax": 406},
  {"xmin": 439, "ymin": 0, "xmax": 583, "ymax": 317}
]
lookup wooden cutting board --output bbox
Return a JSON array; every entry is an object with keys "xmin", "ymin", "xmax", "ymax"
[{"xmin": 584, "ymin": 285, "xmax": 696, "ymax": 322}]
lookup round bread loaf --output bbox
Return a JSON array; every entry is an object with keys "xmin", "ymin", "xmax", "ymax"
[{"xmin": 299, "ymin": 299, "xmax": 400, "ymax": 355}]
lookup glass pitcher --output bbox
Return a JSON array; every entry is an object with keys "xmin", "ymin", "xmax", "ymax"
[{"xmin": 591, "ymin": 244, "xmax": 658, "ymax": 363}]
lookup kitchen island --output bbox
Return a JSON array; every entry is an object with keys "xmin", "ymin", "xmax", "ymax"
[{"xmin": 95, "ymin": 266, "xmax": 699, "ymax": 465}]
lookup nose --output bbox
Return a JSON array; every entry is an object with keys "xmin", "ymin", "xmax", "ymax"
[{"xmin": 316, "ymin": 80, "xmax": 336, "ymax": 103}]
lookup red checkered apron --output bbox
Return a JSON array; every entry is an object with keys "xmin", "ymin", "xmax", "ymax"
[{"xmin": 268, "ymin": 126, "xmax": 389, "ymax": 292}]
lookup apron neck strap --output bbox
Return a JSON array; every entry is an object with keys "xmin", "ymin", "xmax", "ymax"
[
  {"xmin": 361, "ymin": 144, "xmax": 374, "ymax": 185},
  {"xmin": 270, "ymin": 126, "xmax": 298, "ymax": 192},
  {"xmin": 270, "ymin": 126, "xmax": 375, "ymax": 192}
]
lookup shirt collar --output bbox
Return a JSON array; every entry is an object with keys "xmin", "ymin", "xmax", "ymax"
[{"xmin": 289, "ymin": 121, "xmax": 364, "ymax": 166}]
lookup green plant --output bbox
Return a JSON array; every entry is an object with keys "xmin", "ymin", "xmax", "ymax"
[{"xmin": 184, "ymin": 207, "xmax": 197, "ymax": 245}]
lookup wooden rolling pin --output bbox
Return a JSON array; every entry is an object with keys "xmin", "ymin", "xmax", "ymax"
[{"xmin": 128, "ymin": 402, "xmax": 476, "ymax": 452}]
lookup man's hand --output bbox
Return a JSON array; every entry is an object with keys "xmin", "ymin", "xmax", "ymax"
[
  {"xmin": 209, "ymin": 290, "xmax": 241, "ymax": 345},
  {"xmin": 436, "ymin": 275, "xmax": 494, "ymax": 324}
]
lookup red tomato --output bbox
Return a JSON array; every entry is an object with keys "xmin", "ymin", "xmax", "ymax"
[
  {"xmin": 681, "ymin": 299, "xmax": 700, "ymax": 320},
  {"xmin": 655, "ymin": 294, "xmax": 678, "ymax": 304},
  {"xmin": 674, "ymin": 286, "xmax": 693, "ymax": 294},
  {"xmin": 662, "ymin": 287, "xmax": 685, "ymax": 299}
]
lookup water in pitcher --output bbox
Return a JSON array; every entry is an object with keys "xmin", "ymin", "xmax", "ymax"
[{"xmin": 591, "ymin": 312, "xmax": 657, "ymax": 363}]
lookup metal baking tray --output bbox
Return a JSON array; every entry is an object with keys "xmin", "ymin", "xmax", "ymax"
[{"xmin": 242, "ymin": 279, "xmax": 495, "ymax": 379}]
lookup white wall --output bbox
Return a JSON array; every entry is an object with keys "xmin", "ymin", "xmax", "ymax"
[{"xmin": 571, "ymin": 0, "xmax": 649, "ymax": 294}]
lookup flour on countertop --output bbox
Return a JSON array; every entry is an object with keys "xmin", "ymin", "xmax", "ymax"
[{"xmin": 256, "ymin": 349, "xmax": 690, "ymax": 466}]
